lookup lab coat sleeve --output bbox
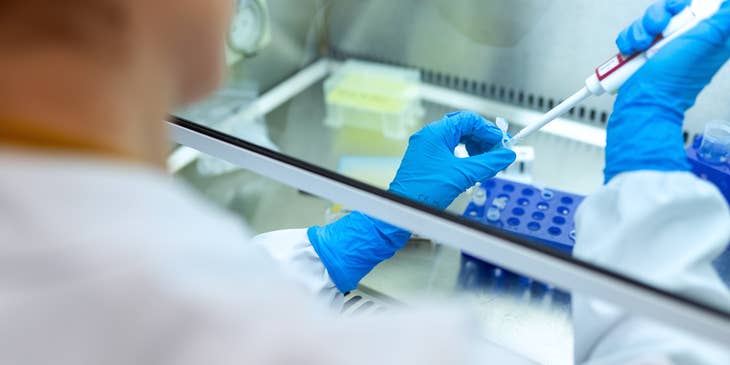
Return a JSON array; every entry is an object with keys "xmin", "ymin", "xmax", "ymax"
[
  {"xmin": 248, "ymin": 233, "xmax": 537, "ymax": 364},
  {"xmin": 0, "ymin": 154, "xmax": 537, "ymax": 365},
  {"xmin": 572, "ymin": 171, "xmax": 730, "ymax": 364},
  {"xmin": 252, "ymin": 229, "xmax": 344, "ymax": 308}
]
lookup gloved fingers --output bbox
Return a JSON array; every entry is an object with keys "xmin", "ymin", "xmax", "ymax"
[
  {"xmin": 666, "ymin": 0, "xmax": 693, "ymax": 14},
  {"xmin": 692, "ymin": 0, "xmax": 730, "ymax": 45},
  {"xmin": 457, "ymin": 148, "xmax": 516, "ymax": 185},
  {"xmin": 646, "ymin": 0, "xmax": 730, "ymax": 77},
  {"xmin": 427, "ymin": 111, "xmax": 503, "ymax": 153},
  {"xmin": 616, "ymin": 0, "xmax": 691, "ymax": 55},
  {"xmin": 464, "ymin": 130, "xmax": 510, "ymax": 157},
  {"xmin": 458, "ymin": 112, "xmax": 510, "ymax": 156}
]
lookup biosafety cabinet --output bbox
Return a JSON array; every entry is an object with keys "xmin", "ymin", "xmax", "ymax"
[{"xmin": 169, "ymin": 1, "xmax": 730, "ymax": 363}]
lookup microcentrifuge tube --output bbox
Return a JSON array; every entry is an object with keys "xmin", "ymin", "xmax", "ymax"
[
  {"xmin": 698, "ymin": 120, "xmax": 730, "ymax": 165},
  {"xmin": 531, "ymin": 182, "xmax": 553, "ymax": 200},
  {"xmin": 486, "ymin": 207, "xmax": 501, "ymax": 222},
  {"xmin": 492, "ymin": 197, "xmax": 509, "ymax": 211},
  {"xmin": 471, "ymin": 182, "xmax": 488, "ymax": 207},
  {"xmin": 495, "ymin": 117, "xmax": 511, "ymax": 148}
]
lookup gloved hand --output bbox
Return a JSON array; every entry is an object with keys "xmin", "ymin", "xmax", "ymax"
[
  {"xmin": 605, "ymin": 0, "xmax": 730, "ymax": 183},
  {"xmin": 309, "ymin": 111, "xmax": 516, "ymax": 292},
  {"xmin": 389, "ymin": 110, "xmax": 517, "ymax": 209}
]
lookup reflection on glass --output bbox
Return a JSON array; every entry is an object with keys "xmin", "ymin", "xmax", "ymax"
[
  {"xmin": 172, "ymin": 36, "xmax": 730, "ymax": 318},
  {"xmin": 171, "ymin": 2, "xmax": 730, "ymax": 361},
  {"xmin": 174, "ymin": 154, "xmax": 730, "ymax": 365},
  {"xmin": 175, "ymin": 157, "xmax": 574, "ymax": 364}
]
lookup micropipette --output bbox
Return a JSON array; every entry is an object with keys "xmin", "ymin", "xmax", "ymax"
[{"xmin": 508, "ymin": 0, "xmax": 723, "ymax": 147}]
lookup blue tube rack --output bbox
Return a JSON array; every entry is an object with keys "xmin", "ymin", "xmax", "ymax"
[
  {"xmin": 459, "ymin": 138, "xmax": 730, "ymax": 292},
  {"xmin": 458, "ymin": 178, "xmax": 584, "ymax": 296},
  {"xmin": 462, "ymin": 178, "xmax": 584, "ymax": 253}
]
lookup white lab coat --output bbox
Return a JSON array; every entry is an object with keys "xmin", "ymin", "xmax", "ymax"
[{"xmin": 0, "ymin": 149, "xmax": 728, "ymax": 364}]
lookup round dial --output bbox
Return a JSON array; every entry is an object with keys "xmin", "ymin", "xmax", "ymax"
[{"xmin": 228, "ymin": 0, "xmax": 268, "ymax": 55}]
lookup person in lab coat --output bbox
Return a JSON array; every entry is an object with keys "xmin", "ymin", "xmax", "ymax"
[{"xmin": 0, "ymin": 0, "xmax": 729, "ymax": 364}]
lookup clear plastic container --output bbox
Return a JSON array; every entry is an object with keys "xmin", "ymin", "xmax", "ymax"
[
  {"xmin": 324, "ymin": 60, "xmax": 424, "ymax": 140},
  {"xmin": 471, "ymin": 182, "xmax": 488, "ymax": 207},
  {"xmin": 698, "ymin": 120, "xmax": 730, "ymax": 165}
]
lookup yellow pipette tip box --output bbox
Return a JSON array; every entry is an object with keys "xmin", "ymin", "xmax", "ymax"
[{"xmin": 324, "ymin": 60, "xmax": 424, "ymax": 140}]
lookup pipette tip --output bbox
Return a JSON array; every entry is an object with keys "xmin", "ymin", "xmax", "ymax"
[{"xmin": 503, "ymin": 135, "xmax": 520, "ymax": 149}]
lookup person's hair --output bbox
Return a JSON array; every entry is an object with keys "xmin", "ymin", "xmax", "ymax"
[{"xmin": 0, "ymin": 0, "xmax": 128, "ymax": 51}]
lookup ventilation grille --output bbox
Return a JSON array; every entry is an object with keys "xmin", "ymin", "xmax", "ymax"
[{"xmin": 329, "ymin": 47, "xmax": 697, "ymax": 145}]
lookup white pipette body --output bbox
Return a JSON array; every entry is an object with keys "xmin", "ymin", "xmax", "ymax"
[
  {"xmin": 508, "ymin": 87, "xmax": 592, "ymax": 147},
  {"xmin": 508, "ymin": 0, "xmax": 722, "ymax": 147}
]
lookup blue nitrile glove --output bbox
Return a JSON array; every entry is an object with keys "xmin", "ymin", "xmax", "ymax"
[
  {"xmin": 308, "ymin": 111, "xmax": 516, "ymax": 292},
  {"xmin": 389, "ymin": 111, "xmax": 517, "ymax": 209},
  {"xmin": 605, "ymin": 0, "xmax": 730, "ymax": 183}
]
